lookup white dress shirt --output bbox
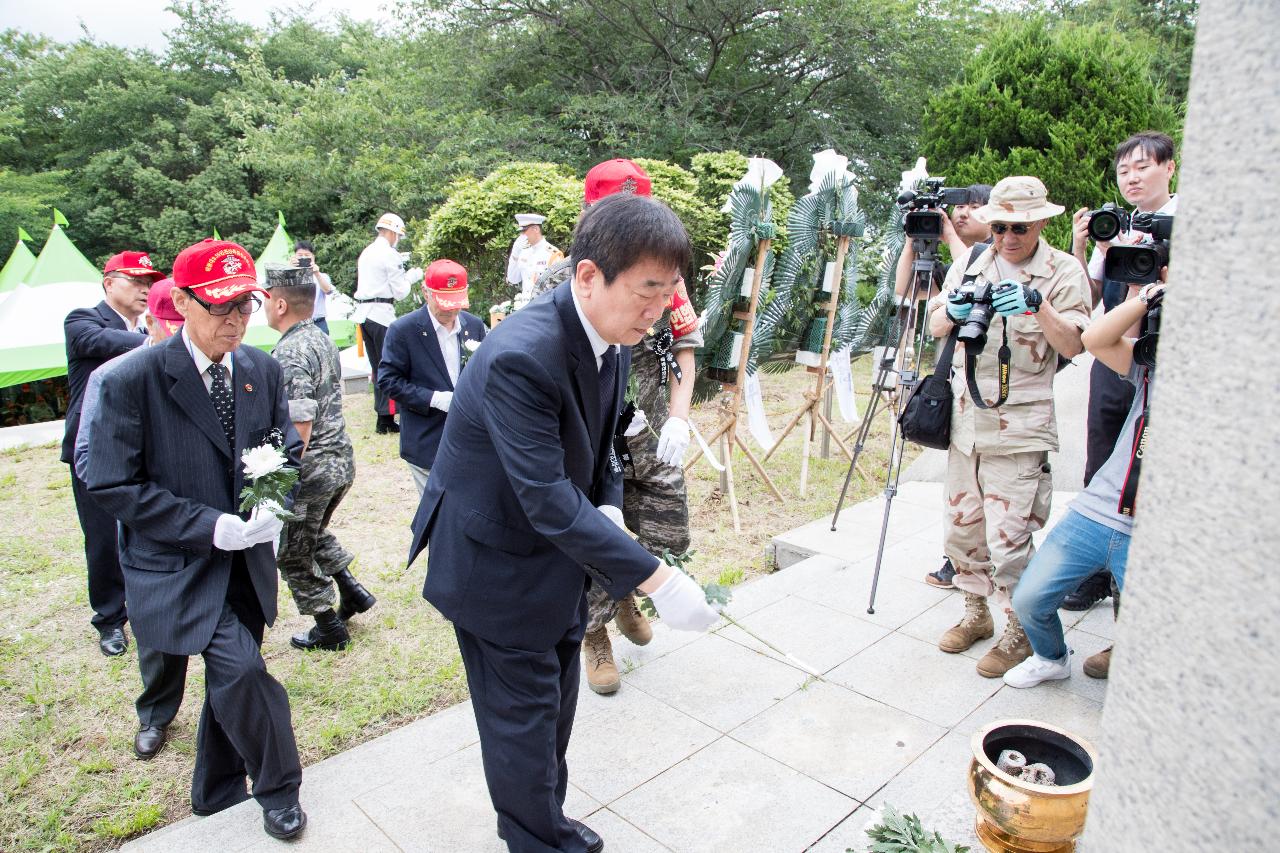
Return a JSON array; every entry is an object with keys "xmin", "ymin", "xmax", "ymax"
[
  {"xmin": 353, "ymin": 236, "xmax": 421, "ymax": 328},
  {"xmin": 110, "ymin": 306, "xmax": 143, "ymax": 332},
  {"xmin": 182, "ymin": 326, "xmax": 234, "ymax": 393},
  {"xmin": 570, "ymin": 283, "xmax": 611, "ymax": 370},
  {"xmin": 429, "ymin": 311, "xmax": 462, "ymax": 408}
]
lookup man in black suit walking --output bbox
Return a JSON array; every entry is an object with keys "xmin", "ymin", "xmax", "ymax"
[
  {"xmin": 378, "ymin": 258, "xmax": 487, "ymax": 495},
  {"xmin": 84, "ymin": 239, "xmax": 307, "ymax": 841},
  {"xmin": 63, "ymin": 251, "xmax": 162, "ymax": 655},
  {"xmin": 409, "ymin": 195, "xmax": 719, "ymax": 853}
]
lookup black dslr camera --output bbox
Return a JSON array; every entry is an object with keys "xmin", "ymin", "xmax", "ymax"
[
  {"xmin": 1086, "ymin": 204, "xmax": 1174, "ymax": 285},
  {"xmin": 898, "ymin": 178, "xmax": 972, "ymax": 240},
  {"xmin": 1133, "ymin": 289, "xmax": 1164, "ymax": 369},
  {"xmin": 950, "ymin": 281, "xmax": 999, "ymax": 350}
]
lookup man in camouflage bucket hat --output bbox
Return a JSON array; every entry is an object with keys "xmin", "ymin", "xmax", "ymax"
[
  {"xmin": 264, "ymin": 265, "xmax": 376, "ymax": 652},
  {"xmin": 532, "ymin": 158, "xmax": 702, "ymax": 694},
  {"xmin": 926, "ymin": 176, "xmax": 1091, "ymax": 678}
]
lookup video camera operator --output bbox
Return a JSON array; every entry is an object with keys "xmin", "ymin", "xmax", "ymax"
[
  {"xmin": 893, "ymin": 183, "xmax": 992, "ymax": 590},
  {"xmin": 1006, "ymin": 275, "xmax": 1168, "ymax": 689},
  {"xmin": 1063, "ymin": 131, "xmax": 1177, "ymax": 618},
  {"xmin": 925, "ymin": 176, "xmax": 1091, "ymax": 679}
]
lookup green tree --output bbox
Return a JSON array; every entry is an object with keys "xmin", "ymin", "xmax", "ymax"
[{"xmin": 920, "ymin": 16, "xmax": 1180, "ymax": 250}]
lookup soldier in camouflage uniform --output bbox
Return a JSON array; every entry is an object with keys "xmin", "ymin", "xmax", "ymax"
[
  {"xmin": 531, "ymin": 158, "xmax": 703, "ymax": 694},
  {"xmin": 264, "ymin": 266, "xmax": 376, "ymax": 652},
  {"xmin": 926, "ymin": 177, "xmax": 1090, "ymax": 678}
]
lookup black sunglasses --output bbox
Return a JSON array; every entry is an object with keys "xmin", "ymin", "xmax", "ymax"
[
  {"xmin": 990, "ymin": 223, "xmax": 1033, "ymax": 235},
  {"xmin": 184, "ymin": 290, "xmax": 261, "ymax": 316}
]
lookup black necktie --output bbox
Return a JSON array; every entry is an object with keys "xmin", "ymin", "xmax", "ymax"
[
  {"xmin": 597, "ymin": 346, "xmax": 617, "ymax": 430},
  {"xmin": 208, "ymin": 363, "xmax": 235, "ymax": 449}
]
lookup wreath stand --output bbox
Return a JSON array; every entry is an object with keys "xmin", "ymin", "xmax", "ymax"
[{"xmin": 683, "ymin": 237, "xmax": 785, "ymax": 533}]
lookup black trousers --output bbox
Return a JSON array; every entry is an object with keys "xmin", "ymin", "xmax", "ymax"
[
  {"xmin": 360, "ymin": 320, "xmax": 391, "ymax": 417},
  {"xmin": 191, "ymin": 556, "xmax": 302, "ymax": 814},
  {"xmin": 455, "ymin": 620, "xmax": 587, "ymax": 853},
  {"xmin": 136, "ymin": 645, "xmax": 189, "ymax": 728},
  {"xmin": 71, "ymin": 472, "xmax": 126, "ymax": 631},
  {"xmin": 1085, "ymin": 355, "xmax": 1136, "ymax": 487}
]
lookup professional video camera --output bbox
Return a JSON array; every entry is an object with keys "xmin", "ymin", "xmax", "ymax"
[
  {"xmin": 898, "ymin": 178, "xmax": 972, "ymax": 240},
  {"xmin": 1133, "ymin": 289, "xmax": 1164, "ymax": 369},
  {"xmin": 1086, "ymin": 203, "xmax": 1174, "ymax": 285}
]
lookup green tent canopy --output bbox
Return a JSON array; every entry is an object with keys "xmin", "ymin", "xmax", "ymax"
[
  {"xmin": 255, "ymin": 211, "xmax": 293, "ymax": 278},
  {"xmin": 26, "ymin": 214, "xmax": 101, "ymax": 285},
  {"xmin": 0, "ymin": 230, "xmax": 37, "ymax": 293}
]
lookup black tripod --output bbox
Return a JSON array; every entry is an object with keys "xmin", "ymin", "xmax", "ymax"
[{"xmin": 830, "ymin": 235, "xmax": 940, "ymax": 614}]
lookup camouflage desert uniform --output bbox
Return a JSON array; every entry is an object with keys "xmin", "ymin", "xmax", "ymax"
[
  {"xmin": 532, "ymin": 261, "xmax": 702, "ymax": 630},
  {"xmin": 272, "ymin": 319, "xmax": 357, "ymax": 615},
  {"xmin": 928, "ymin": 240, "xmax": 1090, "ymax": 596}
]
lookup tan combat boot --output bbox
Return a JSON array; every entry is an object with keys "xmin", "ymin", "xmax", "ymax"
[
  {"xmin": 977, "ymin": 610, "xmax": 1032, "ymax": 678},
  {"xmin": 583, "ymin": 626, "xmax": 620, "ymax": 695},
  {"xmin": 938, "ymin": 593, "xmax": 994, "ymax": 653},
  {"xmin": 1084, "ymin": 646, "xmax": 1112, "ymax": 679},
  {"xmin": 613, "ymin": 592, "xmax": 652, "ymax": 646}
]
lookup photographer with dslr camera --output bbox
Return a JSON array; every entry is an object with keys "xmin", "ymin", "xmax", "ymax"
[
  {"xmin": 894, "ymin": 183, "xmax": 992, "ymax": 590},
  {"xmin": 1063, "ymin": 131, "xmax": 1177, "ymax": 618},
  {"xmin": 1005, "ymin": 277, "xmax": 1167, "ymax": 689},
  {"xmin": 926, "ymin": 176, "xmax": 1091, "ymax": 678}
]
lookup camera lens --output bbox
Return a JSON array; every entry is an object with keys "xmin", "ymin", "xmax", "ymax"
[
  {"xmin": 957, "ymin": 302, "xmax": 995, "ymax": 351},
  {"xmin": 1088, "ymin": 209, "xmax": 1124, "ymax": 242}
]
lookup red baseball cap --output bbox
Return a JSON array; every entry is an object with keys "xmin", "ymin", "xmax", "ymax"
[
  {"xmin": 103, "ymin": 251, "xmax": 165, "ymax": 281},
  {"xmin": 146, "ymin": 277, "xmax": 184, "ymax": 323},
  {"xmin": 424, "ymin": 259, "xmax": 469, "ymax": 310},
  {"xmin": 584, "ymin": 159, "xmax": 652, "ymax": 204},
  {"xmin": 171, "ymin": 239, "xmax": 266, "ymax": 303}
]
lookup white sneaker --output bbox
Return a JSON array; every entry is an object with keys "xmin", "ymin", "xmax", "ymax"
[{"xmin": 1003, "ymin": 652, "xmax": 1071, "ymax": 689}]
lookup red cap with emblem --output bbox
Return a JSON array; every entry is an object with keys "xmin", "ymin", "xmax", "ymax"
[
  {"xmin": 103, "ymin": 251, "xmax": 165, "ymax": 281},
  {"xmin": 583, "ymin": 159, "xmax": 653, "ymax": 205},
  {"xmin": 424, "ymin": 259, "xmax": 469, "ymax": 310},
  {"xmin": 171, "ymin": 239, "xmax": 267, "ymax": 303}
]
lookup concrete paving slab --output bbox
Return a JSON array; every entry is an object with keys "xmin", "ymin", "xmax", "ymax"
[
  {"xmin": 621, "ymin": 633, "xmax": 808, "ymax": 733},
  {"xmin": 1053, "ymin": 628, "xmax": 1113, "ymax": 705},
  {"xmin": 1073, "ymin": 600, "xmax": 1118, "ymax": 640},
  {"xmin": 958, "ymin": 684, "xmax": 1106, "ymax": 747},
  {"xmin": 826, "ymin": 632, "xmax": 1002, "ymax": 728},
  {"xmin": 772, "ymin": 498, "xmax": 939, "ymax": 570},
  {"xmin": 731, "ymin": 680, "xmax": 946, "ymax": 802},
  {"xmin": 805, "ymin": 805, "xmax": 873, "ymax": 852},
  {"xmin": 796, "ymin": 562, "xmax": 949, "ymax": 631},
  {"xmin": 610, "ymin": 621, "xmax": 707, "ymax": 677},
  {"xmin": 611, "ymin": 737, "xmax": 857, "ymax": 853},
  {"xmin": 0, "ymin": 418, "xmax": 63, "ymax": 451},
  {"xmin": 579, "ymin": 809, "xmax": 674, "ymax": 852},
  {"xmin": 862, "ymin": 729, "xmax": 974, "ymax": 814},
  {"xmin": 568, "ymin": 683, "xmax": 719, "ymax": 804},
  {"xmin": 717, "ymin": 594, "xmax": 890, "ymax": 674}
]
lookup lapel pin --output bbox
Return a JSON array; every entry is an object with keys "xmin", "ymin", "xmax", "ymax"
[{"xmin": 244, "ymin": 383, "xmax": 253, "ymax": 392}]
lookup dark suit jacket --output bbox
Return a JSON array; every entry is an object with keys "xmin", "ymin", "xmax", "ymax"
[
  {"xmin": 409, "ymin": 283, "xmax": 658, "ymax": 650},
  {"xmin": 83, "ymin": 334, "xmax": 303, "ymax": 656},
  {"xmin": 62, "ymin": 301, "xmax": 145, "ymax": 464},
  {"xmin": 377, "ymin": 307, "xmax": 487, "ymax": 470}
]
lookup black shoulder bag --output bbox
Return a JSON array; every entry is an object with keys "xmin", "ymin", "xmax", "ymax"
[{"xmin": 899, "ymin": 244, "xmax": 988, "ymax": 449}]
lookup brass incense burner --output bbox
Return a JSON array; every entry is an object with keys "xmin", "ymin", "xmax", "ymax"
[{"xmin": 968, "ymin": 719, "xmax": 1098, "ymax": 853}]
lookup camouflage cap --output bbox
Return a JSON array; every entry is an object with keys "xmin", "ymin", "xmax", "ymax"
[{"xmin": 972, "ymin": 176, "xmax": 1065, "ymax": 223}]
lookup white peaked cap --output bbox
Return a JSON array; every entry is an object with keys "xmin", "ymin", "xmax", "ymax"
[
  {"xmin": 376, "ymin": 212, "xmax": 406, "ymax": 236},
  {"xmin": 514, "ymin": 213, "xmax": 547, "ymax": 228}
]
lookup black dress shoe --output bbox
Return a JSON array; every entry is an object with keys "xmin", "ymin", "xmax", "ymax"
[
  {"xmin": 134, "ymin": 725, "xmax": 167, "ymax": 760},
  {"xmin": 290, "ymin": 608, "xmax": 350, "ymax": 651},
  {"xmin": 263, "ymin": 804, "xmax": 307, "ymax": 840},
  {"xmin": 98, "ymin": 627, "xmax": 128, "ymax": 657},
  {"xmin": 375, "ymin": 415, "xmax": 400, "ymax": 434},
  {"xmin": 333, "ymin": 569, "xmax": 377, "ymax": 621},
  {"xmin": 1062, "ymin": 569, "xmax": 1112, "ymax": 611},
  {"xmin": 569, "ymin": 818, "xmax": 604, "ymax": 853}
]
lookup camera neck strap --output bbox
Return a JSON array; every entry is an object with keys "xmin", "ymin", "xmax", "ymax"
[
  {"xmin": 965, "ymin": 323, "xmax": 1010, "ymax": 410},
  {"xmin": 1117, "ymin": 370, "xmax": 1150, "ymax": 517}
]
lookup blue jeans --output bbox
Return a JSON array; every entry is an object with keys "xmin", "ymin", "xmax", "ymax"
[{"xmin": 1012, "ymin": 509, "xmax": 1130, "ymax": 661}]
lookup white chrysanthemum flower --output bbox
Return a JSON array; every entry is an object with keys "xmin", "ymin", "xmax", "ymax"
[
  {"xmin": 463, "ymin": 339, "xmax": 481, "ymax": 353},
  {"xmin": 242, "ymin": 444, "xmax": 287, "ymax": 480}
]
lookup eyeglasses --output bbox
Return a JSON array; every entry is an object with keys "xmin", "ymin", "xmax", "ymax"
[
  {"xmin": 107, "ymin": 273, "xmax": 154, "ymax": 287},
  {"xmin": 185, "ymin": 290, "xmax": 261, "ymax": 316},
  {"xmin": 990, "ymin": 223, "xmax": 1033, "ymax": 235}
]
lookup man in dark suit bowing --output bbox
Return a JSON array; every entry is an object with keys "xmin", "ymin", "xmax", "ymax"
[
  {"xmin": 378, "ymin": 258, "xmax": 487, "ymax": 495},
  {"xmin": 63, "ymin": 251, "xmax": 163, "ymax": 655},
  {"xmin": 83, "ymin": 239, "xmax": 308, "ymax": 841},
  {"xmin": 408, "ymin": 194, "xmax": 719, "ymax": 853}
]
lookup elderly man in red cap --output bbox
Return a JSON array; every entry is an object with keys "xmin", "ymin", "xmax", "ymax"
[
  {"xmin": 76, "ymin": 277, "xmax": 194, "ymax": 761},
  {"xmin": 63, "ymin": 251, "xmax": 164, "ymax": 657},
  {"xmin": 378, "ymin": 258, "xmax": 488, "ymax": 495},
  {"xmin": 532, "ymin": 158, "xmax": 702, "ymax": 694},
  {"xmin": 84, "ymin": 239, "xmax": 308, "ymax": 840}
]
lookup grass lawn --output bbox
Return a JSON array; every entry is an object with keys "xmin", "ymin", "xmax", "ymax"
[{"xmin": 0, "ymin": 358, "xmax": 912, "ymax": 851}]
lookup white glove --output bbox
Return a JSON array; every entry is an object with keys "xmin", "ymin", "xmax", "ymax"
[
  {"xmin": 655, "ymin": 417, "xmax": 691, "ymax": 466},
  {"xmin": 213, "ymin": 514, "xmax": 253, "ymax": 551},
  {"xmin": 622, "ymin": 407, "xmax": 648, "ymax": 438},
  {"xmin": 598, "ymin": 504, "xmax": 627, "ymax": 531},
  {"xmin": 647, "ymin": 570, "xmax": 719, "ymax": 632},
  {"xmin": 431, "ymin": 391, "xmax": 453, "ymax": 412},
  {"xmin": 243, "ymin": 508, "xmax": 284, "ymax": 546},
  {"xmin": 406, "ymin": 267, "xmax": 424, "ymax": 285}
]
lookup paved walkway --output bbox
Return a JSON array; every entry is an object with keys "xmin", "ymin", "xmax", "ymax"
[{"xmin": 123, "ymin": 478, "xmax": 1110, "ymax": 853}]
